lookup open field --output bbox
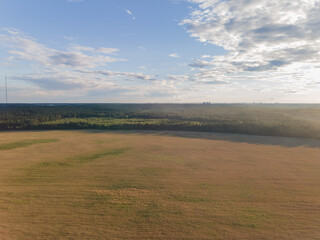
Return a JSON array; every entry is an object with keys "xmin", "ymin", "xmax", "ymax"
[{"xmin": 0, "ymin": 130, "xmax": 320, "ymax": 239}]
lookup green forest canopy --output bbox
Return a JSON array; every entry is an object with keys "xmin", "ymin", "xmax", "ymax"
[{"xmin": 1, "ymin": 104, "xmax": 320, "ymax": 139}]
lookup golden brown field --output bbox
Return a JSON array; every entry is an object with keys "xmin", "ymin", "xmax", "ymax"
[{"xmin": 0, "ymin": 130, "xmax": 320, "ymax": 240}]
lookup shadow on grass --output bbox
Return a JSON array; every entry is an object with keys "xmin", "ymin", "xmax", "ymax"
[{"xmin": 80, "ymin": 129, "xmax": 320, "ymax": 148}]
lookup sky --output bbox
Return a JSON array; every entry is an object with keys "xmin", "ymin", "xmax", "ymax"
[{"xmin": 0, "ymin": 0, "xmax": 320, "ymax": 103}]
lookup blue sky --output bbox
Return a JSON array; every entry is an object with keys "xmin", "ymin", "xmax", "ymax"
[{"xmin": 0, "ymin": 0, "xmax": 320, "ymax": 103}]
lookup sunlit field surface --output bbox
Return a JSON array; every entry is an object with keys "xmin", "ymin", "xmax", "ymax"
[{"xmin": 0, "ymin": 130, "xmax": 320, "ymax": 239}]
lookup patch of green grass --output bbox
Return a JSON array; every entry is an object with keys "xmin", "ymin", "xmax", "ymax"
[
  {"xmin": 12, "ymin": 148, "xmax": 129, "ymax": 184},
  {"xmin": 137, "ymin": 167, "xmax": 172, "ymax": 176},
  {"xmin": 74, "ymin": 148, "xmax": 128, "ymax": 163},
  {"xmin": 37, "ymin": 162, "xmax": 71, "ymax": 168},
  {"xmin": 170, "ymin": 194, "xmax": 212, "ymax": 203},
  {"xmin": 94, "ymin": 139, "xmax": 118, "ymax": 144},
  {"xmin": 110, "ymin": 181, "xmax": 147, "ymax": 190},
  {"xmin": 9, "ymin": 198, "xmax": 31, "ymax": 205},
  {"xmin": 198, "ymin": 183, "xmax": 214, "ymax": 190},
  {"xmin": 0, "ymin": 139, "xmax": 58, "ymax": 151},
  {"xmin": 203, "ymin": 184, "xmax": 257, "ymax": 200},
  {"xmin": 108, "ymin": 201, "xmax": 136, "ymax": 212},
  {"xmin": 151, "ymin": 154, "xmax": 185, "ymax": 164},
  {"xmin": 233, "ymin": 207, "xmax": 269, "ymax": 229},
  {"xmin": 136, "ymin": 201, "xmax": 183, "ymax": 222},
  {"xmin": 138, "ymin": 202, "xmax": 161, "ymax": 218},
  {"xmin": 83, "ymin": 190, "xmax": 138, "ymax": 213}
]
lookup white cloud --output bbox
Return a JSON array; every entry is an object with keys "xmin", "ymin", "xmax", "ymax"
[
  {"xmin": 0, "ymin": 29, "xmax": 157, "ymax": 95},
  {"xmin": 80, "ymin": 70, "xmax": 156, "ymax": 81},
  {"xmin": 181, "ymin": 0, "xmax": 320, "ymax": 92},
  {"xmin": 125, "ymin": 9, "xmax": 135, "ymax": 20},
  {"xmin": 167, "ymin": 74, "xmax": 192, "ymax": 82},
  {"xmin": 0, "ymin": 29, "xmax": 122, "ymax": 69},
  {"xmin": 64, "ymin": 36, "xmax": 75, "ymax": 41},
  {"xmin": 169, "ymin": 53, "xmax": 180, "ymax": 58},
  {"xmin": 126, "ymin": 9, "xmax": 133, "ymax": 15},
  {"xmin": 70, "ymin": 45, "xmax": 119, "ymax": 55}
]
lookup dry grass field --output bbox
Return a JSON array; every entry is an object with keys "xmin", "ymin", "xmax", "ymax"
[{"xmin": 0, "ymin": 130, "xmax": 320, "ymax": 239}]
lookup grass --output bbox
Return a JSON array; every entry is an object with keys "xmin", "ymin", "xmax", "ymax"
[
  {"xmin": 0, "ymin": 139, "xmax": 58, "ymax": 151},
  {"xmin": 235, "ymin": 207, "xmax": 269, "ymax": 228},
  {"xmin": 170, "ymin": 194, "xmax": 212, "ymax": 203},
  {"xmin": 12, "ymin": 148, "xmax": 129, "ymax": 184},
  {"xmin": 0, "ymin": 130, "xmax": 320, "ymax": 239},
  {"xmin": 73, "ymin": 148, "xmax": 129, "ymax": 163}
]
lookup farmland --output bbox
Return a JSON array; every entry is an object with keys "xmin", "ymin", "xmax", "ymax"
[{"xmin": 1, "ymin": 130, "xmax": 320, "ymax": 239}]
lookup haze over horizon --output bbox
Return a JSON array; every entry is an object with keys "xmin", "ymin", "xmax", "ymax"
[{"xmin": 1, "ymin": 0, "xmax": 320, "ymax": 103}]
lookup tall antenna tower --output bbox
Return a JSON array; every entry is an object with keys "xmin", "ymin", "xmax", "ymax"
[{"xmin": 5, "ymin": 75, "xmax": 8, "ymax": 104}]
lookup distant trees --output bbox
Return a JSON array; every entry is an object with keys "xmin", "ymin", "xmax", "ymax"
[{"xmin": 0, "ymin": 104, "xmax": 320, "ymax": 139}]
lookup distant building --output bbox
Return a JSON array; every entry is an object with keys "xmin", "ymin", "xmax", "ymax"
[{"xmin": 203, "ymin": 102, "xmax": 211, "ymax": 105}]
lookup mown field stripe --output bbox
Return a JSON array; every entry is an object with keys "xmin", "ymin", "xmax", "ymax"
[
  {"xmin": 0, "ymin": 139, "xmax": 58, "ymax": 151},
  {"xmin": 74, "ymin": 148, "xmax": 129, "ymax": 163},
  {"xmin": 11, "ymin": 148, "xmax": 129, "ymax": 184}
]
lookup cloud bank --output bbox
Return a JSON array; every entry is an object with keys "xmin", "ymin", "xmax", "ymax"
[
  {"xmin": 1, "ymin": 29, "xmax": 122, "ymax": 69},
  {"xmin": 0, "ymin": 29, "xmax": 157, "ymax": 95},
  {"xmin": 182, "ymin": 0, "xmax": 320, "ymax": 91}
]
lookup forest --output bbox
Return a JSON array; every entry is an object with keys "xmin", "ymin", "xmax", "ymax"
[{"xmin": 1, "ymin": 103, "xmax": 320, "ymax": 139}]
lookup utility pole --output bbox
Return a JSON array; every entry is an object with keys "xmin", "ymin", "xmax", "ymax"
[{"xmin": 5, "ymin": 74, "xmax": 8, "ymax": 104}]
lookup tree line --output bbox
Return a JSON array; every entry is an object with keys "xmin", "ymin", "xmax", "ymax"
[{"xmin": 1, "ymin": 103, "xmax": 320, "ymax": 139}]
